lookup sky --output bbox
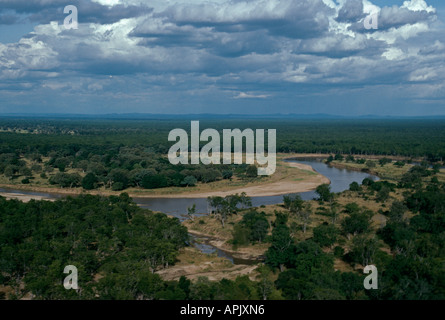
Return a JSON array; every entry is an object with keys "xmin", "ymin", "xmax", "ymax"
[{"xmin": 0, "ymin": 0, "xmax": 444, "ymax": 116}]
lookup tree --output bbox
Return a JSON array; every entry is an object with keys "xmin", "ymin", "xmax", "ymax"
[
  {"xmin": 326, "ymin": 155, "xmax": 334, "ymax": 163},
  {"xmin": 82, "ymin": 172, "xmax": 98, "ymax": 190},
  {"xmin": 341, "ymin": 210, "xmax": 373, "ymax": 239},
  {"xmin": 238, "ymin": 192, "xmax": 252, "ymax": 209},
  {"xmin": 334, "ymin": 154, "xmax": 344, "ymax": 161},
  {"xmin": 207, "ymin": 193, "xmax": 252, "ymax": 227},
  {"xmin": 275, "ymin": 241, "xmax": 337, "ymax": 300},
  {"xmin": 362, "ymin": 177, "xmax": 375, "ymax": 187},
  {"xmin": 189, "ymin": 277, "xmax": 218, "ymax": 300},
  {"xmin": 0, "ymin": 194, "xmax": 188, "ymax": 299},
  {"xmin": 273, "ymin": 211, "xmax": 289, "ymax": 227},
  {"xmin": 376, "ymin": 185, "xmax": 391, "ymax": 202},
  {"xmin": 232, "ymin": 224, "xmax": 250, "ymax": 246},
  {"xmin": 265, "ymin": 224, "xmax": 294, "ymax": 272},
  {"xmin": 256, "ymin": 265, "xmax": 282, "ymax": 300},
  {"xmin": 328, "ymin": 203, "xmax": 341, "ymax": 224},
  {"xmin": 349, "ymin": 181, "xmax": 361, "ymax": 192},
  {"xmin": 187, "ymin": 204, "xmax": 196, "ymax": 220},
  {"xmin": 239, "ymin": 210, "xmax": 269, "ymax": 243},
  {"xmin": 19, "ymin": 166, "xmax": 32, "ymax": 177},
  {"xmin": 201, "ymin": 169, "xmax": 222, "ymax": 183},
  {"xmin": 181, "ymin": 175, "xmax": 197, "ymax": 187},
  {"xmin": 298, "ymin": 203, "xmax": 313, "ymax": 233},
  {"xmin": 31, "ymin": 164, "xmax": 42, "ymax": 173},
  {"xmin": 107, "ymin": 169, "xmax": 129, "ymax": 190},
  {"xmin": 394, "ymin": 161, "xmax": 405, "ymax": 168},
  {"xmin": 130, "ymin": 168, "xmax": 156, "ymax": 187},
  {"xmin": 378, "ymin": 158, "xmax": 392, "ymax": 167},
  {"xmin": 316, "ymin": 184, "xmax": 333, "ymax": 203},
  {"xmin": 365, "ymin": 160, "xmax": 376, "ymax": 169},
  {"xmin": 349, "ymin": 235, "xmax": 380, "ymax": 266},
  {"xmin": 54, "ymin": 157, "xmax": 70, "ymax": 172},
  {"xmin": 245, "ymin": 165, "xmax": 258, "ymax": 178},
  {"xmin": 141, "ymin": 174, "xmax": 168, "ymax": 189},
  {"xmin": 313, "ymin": 223, "xmax": 339, "ymax": 248},
  {"xmin": 343, "ymin": 202, "xmax": 360, "ymax": 215},
  {"xmin": 222, "ymin": 170, "xmax": 233, "ymax": 180},
  {"xmin": 4, "ymin": 165, "xmax": 14, "ymax": 180},
  {"xmin": 283, "ymin": 194, "xmax": 304, "ymax": 214},
  {"xmin": 49, "ymin": 172, "xmax": 81, "ymax": 188}
]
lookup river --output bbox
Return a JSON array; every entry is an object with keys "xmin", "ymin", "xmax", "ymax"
[
  {"xmin": 0, "ymin": 158, "xmax": 378, "ymax": 264},
  {"xmin": 134, "ymin": 158, "xmax": 379, "ymax": 218}
]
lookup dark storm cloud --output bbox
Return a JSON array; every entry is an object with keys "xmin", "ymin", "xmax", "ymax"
[
  {"xmin": 158, "ymin": 0, "xmax": 334, "ymax": 39},
  {"xmin": 0, "ymin": 0, "xmax": 444, "ymax": 115},
  {"xmin": 0, "ymin": 12, "xmax": 17, "ymax": 24},
  {"xmin": 349, "ymin": 4, "xmax": 436, "ymax": 33},
  {"xmin": 336, "ymin": 0, "xmax": 365, "ymax": 23},
  {"xmin": 0, "ymin": 0, "xmax": 152, "ymax": 25}
]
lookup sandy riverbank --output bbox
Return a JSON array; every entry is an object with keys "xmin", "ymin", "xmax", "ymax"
[
  {"xmin": 178, "ymin": 161, "xmax": 329, "ymax": 198},
  {"xmin": 0, "ymin": 154, "xmax": 331, "ymax": 201},
  {"xmin": 0, "ymin": 192, "xmax": 55, "ymax": 203}
]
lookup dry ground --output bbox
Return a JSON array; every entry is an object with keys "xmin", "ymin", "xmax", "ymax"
[{"xmin": 156, "ymin": 247, "xmax": 259, "ymax": 282}]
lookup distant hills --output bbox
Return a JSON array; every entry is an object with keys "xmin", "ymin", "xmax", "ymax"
[{"xmin": 1, "ymin": 113, "xmax": 445, "ymax": 120}]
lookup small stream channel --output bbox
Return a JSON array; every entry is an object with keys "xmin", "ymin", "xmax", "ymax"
[{"xmin": 0, "ymin": 158, "xmax": 379, "ymax": 265}]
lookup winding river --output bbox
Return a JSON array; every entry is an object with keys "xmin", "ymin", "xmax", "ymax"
[
  {"xmin": 134, "ymin": 158, "xmax": 379, "ymax": 218},
  {"xmin": 0, "ymin": 158, "xmax": 378, "ymax": 264}
]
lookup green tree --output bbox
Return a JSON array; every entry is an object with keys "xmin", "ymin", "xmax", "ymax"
[
  {"xmin": 265, "ymin": 224, "xmax": 294, "ymax": 272},
  {"xmin": 181, "ymin": 175, "xmax": 197, "ymax": 187},
  {"xmin": 187, "ymin": 204, "xmax": 196, "ymax": 220},
  {"xmin": 365, "ymin": 160, "xmax": 376, "ymax": 169},
  {"xmin": 316, "ymin": 184, "xmax": 334, "ymax": 202},
  {"xmin": 246, "ymin": 165, "xmax": 258, "ymax": 178},
  {"xmin": 298, "ymin": 203, "xmax": 313, "ymax": 233},
  {"xmin": 82, "ymin": 172, "xmax": 98, "ymax": 190},
  {"xmin": 334, "ymin": 154, "xmax": 344, "ymax": 161},
  {"xmin": 349, "ymin": 181, "xmax": 361, "ymax": 192},
  {"xmin": 189, "ymin": 277, "xmax": 218, "ymax": 300},
  {"xmin": 239, "ymin": 210, "xmax": 269, "ymax": 243},
  {"xmin": 283, "ymin": 194, "xmax": 304, "ymax": 214},
  {"xmin": 313, "ymin": 223, "xmax": 339, "ymax": 248},
  {"xmin": 378, "ymin": 158, "xmax": 392, "ymax": 166},
  {"xmin": 376, "ymin": 186, "xmax": 391, "ymax": 203},
  {"xmin": 349, "ymin": 235, "xmax": 380, "ymax": 266},
  {"xmin": 4, "ymin": 165, "xmax": 14, "ymax": 180},
  {"xmin": 341, "ymin": 210, "xmax": 373, "ymax": 238}
]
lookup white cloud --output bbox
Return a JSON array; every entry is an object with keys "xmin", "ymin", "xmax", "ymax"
[
  {"xmin": 0, "ymin": 0, "xmax": 443, "ymax": 114},
  {"xmin": 234, "ymin": 92, "xmax": 271, "ymax": 99},
  {"xmin": 92, "ymin": 0, "xmax": 121, "ymax": 6},
  {"xmin": 402, "ymin": 0, "xmax": 436, "ymax": 13},
  {"xmin": 382, "ymin": 47, "xmax": 405, "ymax": 60}
]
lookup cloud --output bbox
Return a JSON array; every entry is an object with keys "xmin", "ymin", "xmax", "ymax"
[
  {"xmin": 336, "ymin": 0, "xmax": 364, "ymax": 23},
  {"xmin": 0, "ymin": 0, "xmax": 152, "ymax": 25},
  {"xmin": 234, "ymin": 92, "xmax": 271, "ymax": 99},
  {"xmin": 0, "ymin": 12, "xmax": 18, "ymax": 25},
  {"xmin": 158, "ymin": 0, "xmax": 334, "ymax": 39},
  {"xmin": 0, "ymin": 0, "xmax": 443, "ymax": 115}
]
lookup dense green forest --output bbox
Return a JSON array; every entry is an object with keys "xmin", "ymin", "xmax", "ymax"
[
  {"xmin": 0, "ymin": 193, "xmax": 190, "ymax": 299},
  {"xmin": 1, "ymin": 118, "xmax": 445, "ymax": 159},
  {"xmin": 1, "ymin": 164, "xmax": 444, "ymax": 299},
  {"xmin": 0, "ymin": 117, "xmax": 444, "ymax": 300},
  {"xmin": 263, "ymin": 175, "xmax": 445, "ymax": 300},
  {"xmin": 0, "ymin": 118, "xmax": 444, "ymax": 191},
  {"xmin": 206, "ymin": 164, "xmax": 445, "ymax": 300}
]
